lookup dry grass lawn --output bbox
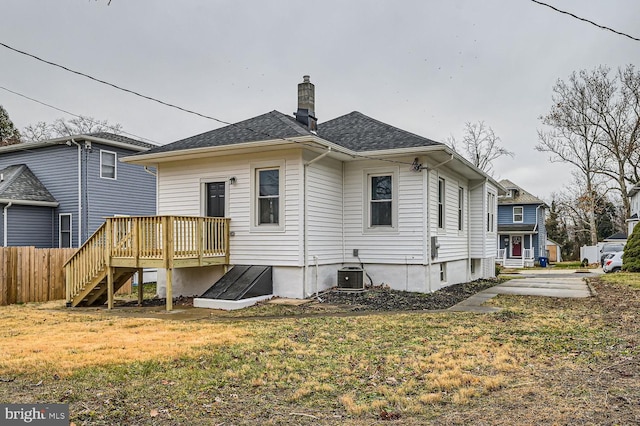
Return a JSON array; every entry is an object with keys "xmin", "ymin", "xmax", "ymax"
[
  {"xmin": 0, "ymin": 301, "xmax": 247, "ymax": 376},
  {"xmin": 0, "ymin": 275, "xmax": 637, "ymax": 425}
]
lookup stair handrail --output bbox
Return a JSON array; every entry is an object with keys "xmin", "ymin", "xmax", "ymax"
[{"xmin": 65, "ymin": 222, "xmax": 108, "ymax": 303}]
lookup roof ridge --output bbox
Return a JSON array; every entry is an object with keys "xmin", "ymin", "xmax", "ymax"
[
  {"xmin": 322, "ymin": 111, "xmax": 442, "ymax": 146},
  {"xmin": 0, "ymin": 164, "xmax": 26, "ymax": 189},
  {"xmin": 270, "ymin": 110, "xmax": 311, "ymax": 137}
]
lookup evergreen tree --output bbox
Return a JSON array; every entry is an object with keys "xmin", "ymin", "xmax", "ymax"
[
  {"xmin": 546, "ymin": 200, "xmax": 570, "ymax": 259},
  {"xmin": 623, "ymin": 223, "xmax": 640, "ymax": 272},
  {"xmin": 0, "ymin": 105, "xmax": 21, "ymax": 146}
]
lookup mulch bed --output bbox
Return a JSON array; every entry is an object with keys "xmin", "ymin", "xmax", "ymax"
[
  {"xmin": 316, "ymin": 279, "xmax": 498, "ymax": 311},
  {"xmin": 122, "ymin": 279, "xmax": 499, "ymax": 311}
]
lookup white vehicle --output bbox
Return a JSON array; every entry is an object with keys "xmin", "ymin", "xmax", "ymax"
[{"xmin": 603, "ymin": 251, "xmax": 623, "ymax": 273}]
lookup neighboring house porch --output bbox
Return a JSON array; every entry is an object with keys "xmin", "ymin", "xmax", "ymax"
[{"xmin": 496, "ymin": 225, "xmax": 537, "ymax": 268}]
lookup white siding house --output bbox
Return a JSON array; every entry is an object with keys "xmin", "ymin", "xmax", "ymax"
[
  {"xmin": 627, "ymin": 183, "xmax": 640, "ymax": 235},
  {"xmin": 123, "ymin": 76, "xmax": 504, "ymax": 301}
]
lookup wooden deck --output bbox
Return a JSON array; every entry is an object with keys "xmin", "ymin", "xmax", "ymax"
[{"xmin": 65, "ymin": 216, "xmax": 230, "ymax": 310}]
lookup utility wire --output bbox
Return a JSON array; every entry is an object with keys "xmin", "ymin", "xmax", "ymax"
[
  {"xmin": 0, "ymin": 85, "xmax": 157, "ymax": 144},
  {"xmin": 0, "ymin": 40, "xmax": 427, "ymax": 168},
  {"xmin": 0, "ymin": 41, "xmax": 234, "ymax": 126},
  {"xmin": 530, "ymin": 0, "xmax": 640, "ymax": 42}
]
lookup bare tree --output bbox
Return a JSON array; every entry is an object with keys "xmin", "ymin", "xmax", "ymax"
[
  {"xmin": 447, "ymin": 121, "xmax": 514, "ymax": 175},
  {"xmin": 537, "ymin": 65, "xmax": 640, "ymax": 225},
  {"xmin": 536, "ymin": 70, "xmax": 609, "ymax": 245},
  {"xmin": 22, "ymin": 115, "xmax": 123, "ymax": 142},
  {"xmin": 585, "ymin": 65, "xmax": 640, "ymax": 217}
]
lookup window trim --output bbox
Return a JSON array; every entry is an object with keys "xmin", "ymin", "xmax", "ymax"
[
  {"xmin": 364, "ymin": 168, "xmax": 398, "ymax": 232},
  {"xmin": 438, "ymin": 177, "xmax": 445, "ymax": 229},
  {"xmin": 59, "ymin": 213, "xmax": 72, "ymax": 248},
  {"xmin": 250, "ymin": 161, "xmax": 285, "ymax": 232},
  {"xmin": 100, "ymin": 149, "xmax": 117, "ymax": 180},
  {"xmin": 513, "ymin": 206, "xmax": 524, "ymax": 223}
]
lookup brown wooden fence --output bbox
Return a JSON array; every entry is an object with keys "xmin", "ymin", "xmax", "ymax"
[{"xmin": 0, "ymin": 247, "xmax": 133, "ymax": 306}]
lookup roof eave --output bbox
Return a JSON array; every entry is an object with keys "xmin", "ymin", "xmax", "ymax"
[
  {"xmin": 0, "ymin": 135, "xmax": 151, "ymax": 154},
  {"xmin": 121, "ymin": 135, "xmax": 351, "ymax": 165}
]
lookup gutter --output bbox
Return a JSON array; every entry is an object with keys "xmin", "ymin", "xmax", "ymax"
[
  {"xmin": 0, "ymin": 199, "xmax": 59, "ymax": 207},
  {"xmin": 3, "ymin": 202, "xmax": 12, "ymax": 246}
]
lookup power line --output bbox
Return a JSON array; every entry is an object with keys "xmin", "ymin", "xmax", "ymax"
[
  {"xmin": 0, "ymin": 40, "xmax": 429, "ymax": 168},
  {"xmin": 0, "ymin": 85, "xmax": 157, "ymax": 144},
  {"xmin": 0, "ymin": 41, "xmax": 234, "ymax": 126},
  {"xmin": 530, "ymin": 0, "xmax": 640, "ymax": 42}
]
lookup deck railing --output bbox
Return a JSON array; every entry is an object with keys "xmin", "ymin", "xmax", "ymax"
[{"xmin": 65, "ymin": 216, "xmax": 230, "ymax": 303}]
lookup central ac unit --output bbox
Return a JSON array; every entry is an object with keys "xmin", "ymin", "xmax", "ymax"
[{"xmin": 337, "ymin": 267, "xmax": 364, "ymax": 290}]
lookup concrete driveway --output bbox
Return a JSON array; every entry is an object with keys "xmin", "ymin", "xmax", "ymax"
[{"xmin": 449, "ymin": 269, "xmax": 598, "ymax": 313}]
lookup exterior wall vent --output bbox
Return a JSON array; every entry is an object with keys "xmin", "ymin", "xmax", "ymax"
[{"xmin": 337, "ymin": 267, "xmax": 364, "ymax": 290}]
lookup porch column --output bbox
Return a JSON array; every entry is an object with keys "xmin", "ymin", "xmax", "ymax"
[
  {"xmin": 166, "ymin": 268, "xmax": 173, "ymax": 311},
  {"xmin": 107, "ymin": 267, "xmax": 114, "ymax": 310},
  {"xmin": 137, "ymin": 268, "xmax": 144, "ymax": 306}
]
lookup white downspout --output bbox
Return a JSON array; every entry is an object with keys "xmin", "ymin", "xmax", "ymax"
[
  {"xmin": 68, "ymin": 139, "xmax": 82, "ymax": 247},
  {"xmin": 3, "ymin": 202, "xmax": 12, "ymax": 246},
  {"xmin": 425, "ymin": 167, "xmax": 432, "ymax": 292},
  {"xmin": 303, "ymin": 148, "xmax": 332, "ymax": 298}
]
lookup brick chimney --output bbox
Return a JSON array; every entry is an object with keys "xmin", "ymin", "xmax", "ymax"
[{"xmin": 295, "ymin": 75, "xmax": 317, "ymax": 131}]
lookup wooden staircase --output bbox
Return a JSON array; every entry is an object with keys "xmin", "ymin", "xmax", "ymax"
[
  {"xmin": 65, "ymin": 216, "xmax": 230, "ymax": 310},
  {"xmin": 71, "ymin": 267, "xmax": 137, "ymax": 307}
]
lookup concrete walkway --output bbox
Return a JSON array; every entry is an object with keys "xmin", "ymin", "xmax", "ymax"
[{"xmin": 448, "ymin": 269, "xmax": 598, "ymax": 313}]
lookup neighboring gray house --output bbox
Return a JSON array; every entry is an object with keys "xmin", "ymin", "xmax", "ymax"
[{"xmin": 0, "ymin": 133, "xmax": 156, "ymax": 248}]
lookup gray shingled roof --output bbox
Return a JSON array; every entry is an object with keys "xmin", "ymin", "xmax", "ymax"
[
  {"xmin": 0, "ymin": 164, "xmax": 57, "ymax": 203},
  {"xmin": 140, "ymin": 111, "xmax": 313, "ymax": 156},
  {"xmin": 138, "ymin": 110, "xmax": 444, "ymax": 156},
  {"xmin": 87, "ymin": 132, "xmax": 156, "ymax": 149},
  {"xmin": 498, "ymin": 179, "xmax": 546, "ymax": 205},
  {"xmin": 317, "ymin": 111, "xmax": 442, "ymax": 151}
]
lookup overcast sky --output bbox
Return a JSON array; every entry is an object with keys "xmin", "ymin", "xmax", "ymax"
[{"xmin": 1, "ymin": 1, "xmax": 638, "ymax": 200}]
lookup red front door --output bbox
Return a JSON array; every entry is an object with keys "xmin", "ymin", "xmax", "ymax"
[{"xmin": 512, "ymin": 236, "xmax": 522, "ymax": 257}]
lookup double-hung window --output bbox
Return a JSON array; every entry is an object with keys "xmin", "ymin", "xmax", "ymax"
[
  {"xmin": 487, "ymin": 192, "xmax": 496, "ymax": 232},
  {"xmin": 370, "ymin": 174, "xmax": 392, "ymax": 226},
  {"xmin": 458, "ymin": 186, "xmax": 464, "ymax": 231},
  {"xmin": 438, "ymin": 178, "xmax": 445, "ymax": 229},
  {"xmin": 513, "ymin": 206, "xmax": 523, "ymax": 223},
  {"xmin": 257, "ymin": 168, "xmax": 280, "ymax": 225},
  {"xmin": 100, "ymin": 150, "xmax": 117, "ymax": 179}
]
